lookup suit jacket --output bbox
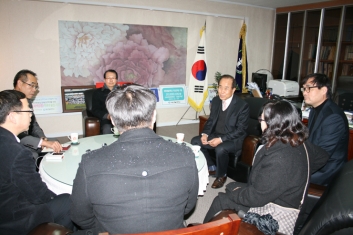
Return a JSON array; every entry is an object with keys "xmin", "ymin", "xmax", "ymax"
[
  {"xmin": 203, "ymin": 95, "xmax": 249, "ymax": 156},
  {"xmin": 0, "ymin": 127, "xmax": 56, "ymax": 234},
  {"xmin": 309, "ymin": 99, "xmax": 349, "ymax": 185},
  {"xmin": 70, "ymin": 128, "xmax": 199, "ymax": 234},
  {"xmin": 18, "ymin": 99, "xmax": 45, "ymax": 149},
  {"xmin": 91, "ymin": 85, "xmax": 115, "ymax": 125},
  {"xmin": 219, "ymin": 140, "xmax": 329, "ymax": 211}
]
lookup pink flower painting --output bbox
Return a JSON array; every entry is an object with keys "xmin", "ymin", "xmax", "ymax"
[{"xmin": 59, "ymin": 21, "xmax": 187, "ymax": 87}]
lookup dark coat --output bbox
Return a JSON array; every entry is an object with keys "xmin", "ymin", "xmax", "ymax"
[
  {"xmin": 91, "ymin": 85, "xmax": 113, "ymax": 125},
  {"xmin": 202, "ymin": 95, "xmax": 249, "ymax": 156},
  {"xmin": 309, "ymin": 99, "xmax": 349, "ymax": 185},
  {"xmin": 18, "ymin": 99, "xmax": 45, "ymax": 149},
  {"xmin": 218, "ymin": 140, "xmax": 329, "ymax": 211},
  {"xmin": 70, "ymin": 128, "xmax": 199, "ymax": 234},
  {"xmin": 0, "ymin": 127, "xmax": 55, "ymax": 234}
]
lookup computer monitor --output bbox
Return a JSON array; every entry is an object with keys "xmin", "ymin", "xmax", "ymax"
[{"xmin": 252, "ymin": 73, "xmax": 267, "ymax": 93}]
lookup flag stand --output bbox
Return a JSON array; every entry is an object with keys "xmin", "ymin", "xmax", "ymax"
[{"xmin": 176, "ymin": 106, "xmax": 206, "ymax": 126}]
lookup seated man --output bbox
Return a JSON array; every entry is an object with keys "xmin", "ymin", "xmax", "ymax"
[
  {"xmin": 91, "ymin": 69, "xmax": 118, "ymax": 134},
  {"xmin": 13, "ymin": 69, "xmax": 62, "ymax": 161},
  {"xmin": 70, "ymin": 84, "xmax": 198, "ymax": 234},
  {"xmin": 301, "ymin": 73, "xmax": 349, "ymax": 186},
  {"xmin": 0, "ymin": 90, "xmax": 73, "ymax": 234},
  {"xmin": 191, "ymin": 74, "xmax": 249, "ymax": 189}
]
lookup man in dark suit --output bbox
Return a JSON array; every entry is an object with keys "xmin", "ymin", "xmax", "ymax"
[
  {"xmin": 191, "ymin": 74, "xmax": 249, "ymax": 189},
  {"xmin": 0, "ymin": 90, "xmax": 73, "ymax": 234},
  {"xmin": 70, "ymin": 84, "xmax": 198, "ymax": 234},
  {"xmin": 13, "ymin": 69, "xmax": 62, "ymax": 160},
  {"xmin": 91, "ymin": 69, "xmax": 118, "ymax": 134},
  {"xmin": 302, "ymin": 73, "xmax": 349, "ymax": 186}
]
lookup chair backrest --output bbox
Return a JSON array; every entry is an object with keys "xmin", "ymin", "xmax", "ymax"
[
  {"xmin": 244, "ymin": 97, "xmax": 273, "ymax": 136},
  {"xmin": 99, "ymin": 213, "xmax": 241, "ymax": 235},
  {"xmin": 336, "ymin": 92, "xmax": 353, "ymax": 111},
  {"xmin": 83, "ymin": 88, "xmax": 97, "ymax": 113},
  {"xmin": 298, "ymin": 160, "xmax": 353, "ymax": 235}
]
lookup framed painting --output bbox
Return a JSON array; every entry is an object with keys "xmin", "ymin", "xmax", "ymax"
[{"xmin": 61, "ymin": 86, "xmax": 95, "ymax": 113}]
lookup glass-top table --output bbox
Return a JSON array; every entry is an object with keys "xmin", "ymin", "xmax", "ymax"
[{"xmin": 39, "ymin": 134, "xmax": 208, "ymax": 196}]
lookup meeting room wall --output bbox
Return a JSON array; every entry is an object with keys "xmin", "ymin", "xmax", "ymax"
[{"xmin": 0, "ymin": 0, "xmax": 275, "ymax": 137}]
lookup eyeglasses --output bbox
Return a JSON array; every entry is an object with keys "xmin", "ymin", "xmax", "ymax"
[
  {"xmin": 13, "ymin": 109, "xmax": 33, "ymax": 114},
  {"xmin": 21, "ymin": 80, "xmax": 39, "ymax": 90},
  {"xmin": 301, "ymin": 86, "xmax": 318, "ymax": 93},
  {"xmin": 258, "ymin": 118, "xmax": 265, "ymax": 123}
]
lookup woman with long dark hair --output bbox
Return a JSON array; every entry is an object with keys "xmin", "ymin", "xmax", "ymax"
[{"xmin": 203, "ymin": 101, "xmax": 328, "ymax": 233}]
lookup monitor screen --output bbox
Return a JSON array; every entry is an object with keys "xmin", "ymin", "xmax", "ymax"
[{"xmin": 252, "ymin": 73, "xmax": 267, "ymax": 93}]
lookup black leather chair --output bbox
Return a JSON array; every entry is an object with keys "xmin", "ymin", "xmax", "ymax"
[
  {"xmin": 336, "ymin": 92, "xmax": 353, "ymax": 111},
  {"xmin": 295, "ymin": 160, "xmax": 353, "ymax": 235},
  {"xmin": 82, "ymin": 88, "xmax": 157, "ymax": 137},
  {"xmin": 225, "ymin": 97, "xmax": 273, "ymax": 183},
  {"xmin": 82, "ymin": 88, "xmax": 100, "ymax": 137}
]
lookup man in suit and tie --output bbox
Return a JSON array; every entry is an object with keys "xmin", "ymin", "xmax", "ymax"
[
  {"xmin": 191, "ymin": 74, "xmax": 249, "ymax": 189},
  {"xmin": 13, "ymin": 69, "xmax": 62, "ymax": 161},
  {"xmin": 0, "ymin": 90, "xmax": 73, "ymax": 234},
  {"xmin": 302, "ymin": 73, "xmax": 349, "ymax": 186}
]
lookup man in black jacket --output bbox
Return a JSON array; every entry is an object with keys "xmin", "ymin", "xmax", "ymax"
[
  {"xmin": 70, "ymin": 85, "xmax": 198, "ymax": 234},
  {"xmin": 0, "ymin": 90, "xmax": 73, "ymax": 234},
  {"xmin": 91, "ymin": 69, "xmax": 118, "ymax": 134},
  {"xmin": 301, "ymin": 73, "xmax": 349, "ymax": 185},
  {"xmin": 191, "ymin": 74, "xmax": 249, "ymax": 189},
  {"xmin": 14, "ymin": 69, "xmax": 62, "ymax": 160}
]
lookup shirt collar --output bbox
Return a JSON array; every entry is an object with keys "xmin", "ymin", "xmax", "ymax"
[
  {"xmin": 14, "ymin": 134, "xmax": 20, "ymax": 143},
  {"xmin": 224, "ymin": 95, "xmax": 233, "ymax": 106},
  {"xmin": 101, "ymin": 83, "xmax": 117, "ymax": 91}
]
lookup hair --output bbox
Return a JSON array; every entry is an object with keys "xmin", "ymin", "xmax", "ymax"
[
  {"xmin": 104, "ymin": 69, "xmax": 118, "ymax": 80},
  {"xmin": 106, "ymin": 84, "xmax": 156, "ymax": 132},
  {"xmin": 0, "ymin": 90, "xmax": 26, "ymax": 124},
  {"xmin": 218, "ymin": 74, "xmax": 236, "ymax": 89},
  {"xmin": 261, "ymin": 100, "xmax": 308, "ymax": 149},
  {"xmin": 13, "ymin": 69, "xmax": 37, "ymax": 88},
  {"xmin": 301, "ymin": 73, "xmax": 332, "ymax": 99}
]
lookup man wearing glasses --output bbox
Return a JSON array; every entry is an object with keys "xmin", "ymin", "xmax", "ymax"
[
  {"xmin": 301, "ymin": 73, "xmax": 349, "ymax": 186},
  {"xmin": 92, "ymin": 69, "xmax": 118, "ymax": 134},
  {"xmin": 0, "ymin": 90, "xmax": 73, "ymax": 234},
  {"xmin": 13, "ymin": 69, "xmax": 62, "ymax": 161}
]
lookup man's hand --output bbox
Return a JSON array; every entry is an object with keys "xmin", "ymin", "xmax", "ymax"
[
  {"xmin": 201, "ymin": 135, "xmax": 208, "ymax": 145},
  {"xmin": 207, "ymin": 138, "xmax": 222, "ymax": 147},
  {"xmin": 107, "ymin": 114, "xmax": 111, "ymax": 120},
  {"xmin": 42, "ymin": 140, "xmax": 62, "ymax": 153}
]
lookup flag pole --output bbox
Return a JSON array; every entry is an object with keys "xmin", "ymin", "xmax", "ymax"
[
  {"xmin": 182, "ymin": 22, "xmax": 208, "ymax": 125},
  {"xmin": 176, "ymin": 107, "xmax": 206, "ymax": 126}
]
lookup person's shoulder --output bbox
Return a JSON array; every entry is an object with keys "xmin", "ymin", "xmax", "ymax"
[{"xmin": 322, "ymin": 100, "xmax": 348, "ymax": 123}]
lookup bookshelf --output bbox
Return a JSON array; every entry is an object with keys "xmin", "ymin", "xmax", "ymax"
[{"xmin": 272, "ymin": 4, "xmax": 353, "ymax": 94}]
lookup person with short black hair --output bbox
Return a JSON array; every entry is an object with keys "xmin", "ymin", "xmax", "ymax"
[
  {"xmin": 301, "ymin": 73, "xmax": 349, "ymax": 185},
  {"xmin": 203, "ymin": 101, "xmax": 328, "ymax": 234},
  {"xmin": 13, "ymin": 69, "xmax": 62, "ymax": 160},
  {"xmin": 0, "ymin": 90, "xmax": 73, "ymax": 234},
  {"xmin": 70, "ymin": 84, "xmax": 198, "ymax": 234},
  {"xmin": 191, "ymin": 74, "xmax": 249, "ymax": 189},
  {"xmin": 91, "ymin": 69, "xmax": 118, "ymax": 134}
]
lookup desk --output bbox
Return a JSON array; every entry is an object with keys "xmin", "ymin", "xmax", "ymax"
[{"xmin": 40, "ymin": 134, "xmax": 209, "ymax": 196}]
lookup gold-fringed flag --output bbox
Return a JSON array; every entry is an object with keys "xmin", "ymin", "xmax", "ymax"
[
  {"xmin": 235, "ymin": 22, "xmax": 248, "ymax": 93},
  {"xmin": 188, "ymin": 24, "xmax": 208, "ymax": 112}
]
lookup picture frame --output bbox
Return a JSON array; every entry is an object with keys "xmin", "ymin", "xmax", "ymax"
[{"xmin": 61, "ymin": 86, "xmax": 95, "ymax": 113}]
